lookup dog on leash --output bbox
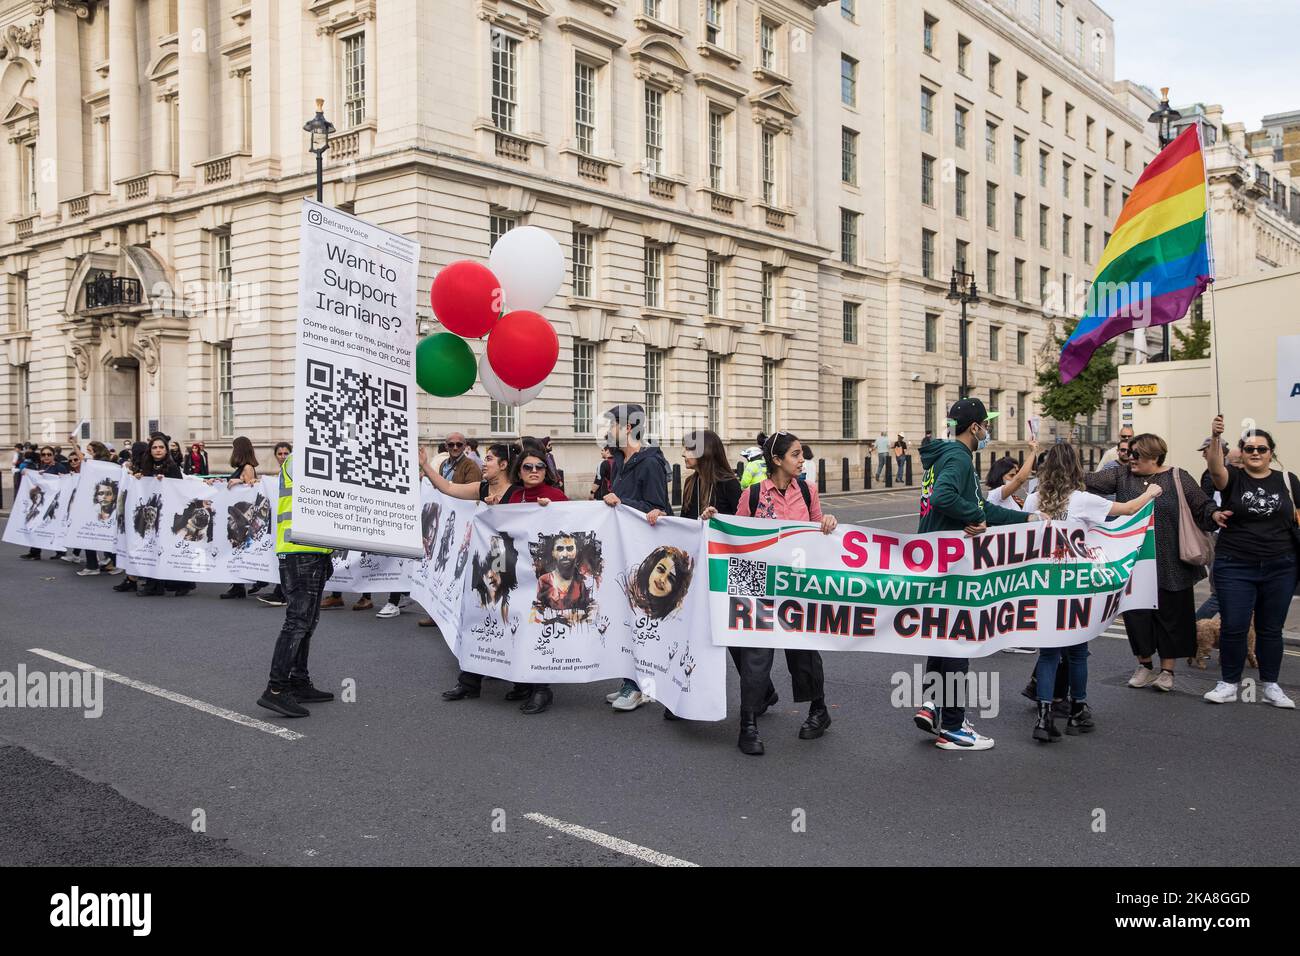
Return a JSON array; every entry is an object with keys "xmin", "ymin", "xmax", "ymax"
[{"xmin": 1191, "ymin": 617, "xmax": 1257, "ymax": 670}]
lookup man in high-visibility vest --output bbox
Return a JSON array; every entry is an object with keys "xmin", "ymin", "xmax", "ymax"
[{"xmin": 257, "ymin": 455, "xmax": 336, "ymax": 718}]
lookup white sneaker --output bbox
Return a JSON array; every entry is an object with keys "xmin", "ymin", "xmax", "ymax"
[
  {"xmin": 1127, "ymin": 665, "xmax": 1160, "ymax": 688},
  {"xmin": 375, "ymin": 602, "xmax": 401, "ymax": 619},
  {"xmin": 60, "ymin": 553, "xmax": 80, "ymax": 564},
  {"xmin": 1203, "ymin": 681, "xmax": 1238, "ymax": 704},
  {"xmin": 103, "ymin": 565, "xmax": 124, "ymax": 575},
  {"xmin": 605, "ymin": 690, "xmax": 621, "ymax": 703},
  {"xmin": 1153, "ymin": 670, "xmax": 1175, "ymax": 692},
  {"xmin": 1261, "ymin": 683, "xmax": 1296, "ymax": 709},
  {"xmin": 935, "ymin": 720, "xmax": 995, "ymax": 751},
  {"xmin": 75, "ymin": 568, "xmax": 101, "ymax": 577},
  {"xmin": 398, "ymin": 596, "xmax": 414, "ymax": 608},
  {"xmin": 611, "ymin": 688, "xmax": 646, "ymax": 711}
]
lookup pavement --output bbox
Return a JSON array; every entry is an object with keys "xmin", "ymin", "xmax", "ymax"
[{"xmin": 1, "ymin": 493, "xmax": 1298, "ymax": 867}]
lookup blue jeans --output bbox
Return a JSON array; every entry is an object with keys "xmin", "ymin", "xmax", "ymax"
[
  {"xmin": 268, "ymin": 552, "xmax": 332, "ymax": 689},
  {"xmin": 1035, "ymin": 643, "xmax": 1089, "ymax": 702},
  {"xmin": 1212, "ymin": 552, "xmax": 1297, "ymax": 684},
  {"xmin": 895, "ymin": 458, "xmax": 906, "ymax": 482},
  {"xmin": 1195, "ymin": 594, "xmax": 1220, "ymax": 620},
  {"xmin": 875, "ymin": 453, "xmax": 889, "ymax": 479}
]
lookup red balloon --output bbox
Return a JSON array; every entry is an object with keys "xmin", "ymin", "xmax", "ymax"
[
  {"xmin": 429, "ymin": 261, "xmax": 502, "ymax": 338},
  {"xmin": 487, "ymin": 310, "xmax": 559, "ymax": 390}
]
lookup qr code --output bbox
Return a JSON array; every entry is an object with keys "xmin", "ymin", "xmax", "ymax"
[
  {"xmin": 303, "ymin": 359, "xmax": 411, "ymax": 494},
  {"xmin": 727, "ymin": 557, "xmax": 768, "ymax": 596}
]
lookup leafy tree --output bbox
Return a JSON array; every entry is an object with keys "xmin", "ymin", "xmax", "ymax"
[
  {"xmin": 1036, "ymin": 317, "xmax": 1117, "ymax": 439},
  {"xmin": 1169, "ymin": 298, "xmax": 1212, "ymax": 360}
]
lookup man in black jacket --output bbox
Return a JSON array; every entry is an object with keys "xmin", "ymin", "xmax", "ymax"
[{"xmin": 600, "ymin": 403, "xmax": 672, "ymax": 711}]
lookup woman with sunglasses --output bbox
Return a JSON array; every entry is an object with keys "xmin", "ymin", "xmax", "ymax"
[
  {"xmin": 1085, "ymin": 433, "xmax": 1222, "ymax": 693},
  {"xmin": 728, "ymin": 430, "xmax": 837, "ymax": 755},
  {"xmin": 1203, "ymin": 416, "xmax": 1298, "ymax": 708},
  {"xmin": 20, "ymin": 446, "xmax": 71, "ymax": 560}
]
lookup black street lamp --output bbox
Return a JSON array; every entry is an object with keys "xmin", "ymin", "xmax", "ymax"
[
  {"xmin": 1147, "ymin": 87, "xmax": 1182, "ymax": 361},
  {"xmin": 947, "ymin": 267, "xmax": 979, "ymax": 399},
  {"xmin": 303, "ymin": 98, "xmax": 335, "ymax": 203}
]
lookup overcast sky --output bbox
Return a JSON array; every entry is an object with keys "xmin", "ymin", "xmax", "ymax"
[{"xmin": 1109, "ymin": 0, "xmax": 1298, "ymax": 129}]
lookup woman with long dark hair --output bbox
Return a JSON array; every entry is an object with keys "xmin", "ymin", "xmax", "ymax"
[
  {"xmin": 220, "ymin": 437, "xmax": 262, "ymax": 600},
  {"xmin": 112, "ymin": 441, "xmax": 152, "ymax": 593},
  {"xmin": 729, "ymin": 430, "xmax": 838, "ymax": 755},
  {"xmin": 1203, "ymin": 416, "xmax": 1298, "ymax": 708},
  {"xmin": 136, "ymin": 435, "xmax": 186, "ymax": 597},
  {"xmin": 78, "ymin": 441, "xmax": 122, "ymax": 577}
]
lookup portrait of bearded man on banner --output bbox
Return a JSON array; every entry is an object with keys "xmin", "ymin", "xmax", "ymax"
[
  {"xmin": 471, "ymin": 532, "xmax": 519, "ymax": 621},
  {"xmin": 623, "ymin": 545, "xmax": 694, "ymax": 621},
  {"xmin": 529, "ymin": 530, "xmax": 603, "ymax": 625}
]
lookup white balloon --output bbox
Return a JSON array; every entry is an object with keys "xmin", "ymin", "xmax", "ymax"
[
  {"xmin": 479, "ymin": 352, "xmax": 545, "ymax": 407},
  {"xmin": 487, "ymin": 225, "xmax": 564, "ymax": 311}
]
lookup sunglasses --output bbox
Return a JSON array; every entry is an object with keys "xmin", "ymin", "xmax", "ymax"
[
  {"xmin": 446, "ymin": 442, "xmax": 465, "ymax": 448},
  {"xmin": 1241, "ymin": 445, "xmax": 1271, "ymax": 455},
  {"xmin": 520, "ymin": 462, "xmax": 546, "ymax": 473}
]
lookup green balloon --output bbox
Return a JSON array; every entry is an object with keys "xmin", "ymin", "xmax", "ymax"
[{"xmin": 416, "ymin": 332, "xmax": 476, "ymax": 397}]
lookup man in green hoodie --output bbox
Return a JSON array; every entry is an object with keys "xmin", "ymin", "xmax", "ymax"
[{"xmin": 913, "ymin": 397, "xmax": 1039, "ymax": 751}]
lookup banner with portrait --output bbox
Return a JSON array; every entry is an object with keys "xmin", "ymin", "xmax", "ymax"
[
  {"xmin": 62, "ymin": 461, "xmax": 127, "ymax": 552},
  {"xmin": 3, "ymin": 471, "xmax": 74, "ymax": 549}
]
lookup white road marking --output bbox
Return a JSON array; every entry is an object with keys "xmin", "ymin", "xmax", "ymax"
[
  {"xmin": 27, "ymin": 648, "xmax": 303, "ymax": 742},
  {"xmin": 523, "ymin": 813, "xmax": 698, "ymax": 867}
]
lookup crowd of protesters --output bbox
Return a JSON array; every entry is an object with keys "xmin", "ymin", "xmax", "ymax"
[{"xmin": 9, "ymin": 400, "xmax": 1297, "ymax": 753}]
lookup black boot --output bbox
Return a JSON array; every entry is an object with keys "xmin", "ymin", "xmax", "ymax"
[
  {"xmin": 441, "ymin": 683, "xmax": 480, "ymax": 701},
  {"xmin": 757, "ymin": 686, "xmax": 779, "ymax": 716},
  {"xmin": 1033, "ymin": 701, "xmax": 1062, "ymax": 742},
  {"xmin": 220, "ymin": 584, "xmax": 247, "ymax": 599},
  {"xmin": 798, "ymin": 703, "xmax": 832, "ymax": 740},
  {"xmin": 737, "ymin": 711, "xmax": 764, "ymax": 755},
  {"xmin": 112, "ymin": 578, "xmax": 137, "ymax": 593},
  {"xmin": 1066, "ymin": 699, "xmax": 1095, "ymax": 735},
  {"xmin": 520, "ymin": 686, "xmax": 553, "ymax": 715},
  {"xmin": 1021, "ymin": 674, "xmax": 1038, "ymax": 702}
]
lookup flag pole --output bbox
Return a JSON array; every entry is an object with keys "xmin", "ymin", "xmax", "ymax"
[{"xmin": 1194, "ymin": 123, "xmax": 1222, "ymax": 416}]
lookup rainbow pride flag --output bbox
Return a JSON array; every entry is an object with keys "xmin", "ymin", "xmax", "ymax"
[{"xmin": 1060, "ymin": 125, "xmax": 1212, "ymax": 382}]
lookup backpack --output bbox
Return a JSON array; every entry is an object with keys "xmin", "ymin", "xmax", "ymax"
[{"xmin": 749, "ymin": 480, "xmax": 812, "ymax": 518}]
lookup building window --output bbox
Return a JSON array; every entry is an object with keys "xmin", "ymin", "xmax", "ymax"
[
  {"xmin": 1017, "ymin": 391, "xmax": 1028, "ymax": 440},
  {"xmin": 840, "ymin": 54, "xmax": 857, "ymax": 106},
  {"xmin": 489, "ymin": 213, "xmax": 516, "ymax": 249},
  {"xmin": 21, "ymin": 140, "xmax": 38, "ymax": 212},
  {"xmin": 705, "ymin": 0, "xmax": 723, "ymax": 45},
  {"xmin": 643, "ymin": 0, "xmax": 662, "ymax": 17},
  {"xmin": 644, "ymin": 87, "xmax": 664, "ymax": 174},
  {"xmin": 841, "ymin": 379, "xmax": 859, "ymax": 439},
  {"xmin": 842, "ymin": 300, "xmax": 859, "ymax": 344},
  {"xmin": 708, "ymin": 107, "xmax": 726, "ymax": 190},
  {"xmin": 1039, "ymin": 265, "xmax": 1050, "ymax": 305},
  {"xmin": 921, "ymin": 229, "xmax": 935, "ymax": 278},
  {"xmin": 920, "ymin": 87, "xmax": 934, "ymax": 133},
  {"xmin": 986, "ymin": 250, "xmax": 997, "ymax": 296},
  {"xmin": 1038, "ymin": 149, "xmax": 1049, "ymax": 187},
  {"xmin": 923, "ymin": 13, "xmax": 937, "ymax": 54},
  {"xmin": 1061, "ymin": 214, "xmax": 1071, "ymax": 255},
  {"xmin": 1085, "ymin": 115, "xmax": 1095, "ymax": 149},
  {"xmin": 706, "ymin": 255, "xmax": 723, "ymax": 316},
  {"xmin": 490, "ymin": 399, "xmax": 517, "ymax": 434},
  {"xmin": 1064, "ymin": 102, "xmax": 1074, "ymax": 138},
  {"xmin": 707, "ymin": 353, "xmax": 722, "ymax": 432},
  {"xmin": 645, "ymin": 348, "xmax": 665, "ymax": 442},
  {"xmin": 1017, "ymin": 330, "xmax": 1027, "ymax": 364},
  {"xmin": 925, "ymin": 311, "xmax": 938, "ymax": 352},
  {"xmin": 343, "ymin": 32, "xmax": 366, "ymax": 128},
  {"xmin": 1013, "ymin": 193, "xmax": 1024, "ymax": 237},
  {"xmin": 1083, "ymin": 223, "xmax": 1092, "ymax": 263},
  {"xmin": 216, "ymin": 344, "xmax": 234, "ymax": 437},
  {"xmin": 955, "ymin": 169, "xmax": 968, "ymax": 217},
  {"xmin": 761, "ymin": 266, "xmax": 776, "ymax": 324},
  {"xmin": 841, "ymin": 127, "xmax": 858, "ymax": 185},
  {"xmin": 761, "ymin": 359, "xmax": 776, "ymax": 434},
  {"xmin": 988, "ymin": 52, "xmax": 1000, "ymax": 92},
  {"xmin": 986, "ymin": 181, "xmax": 998, "ymax": 228},
  {"xmin": 1041, "ymin": 88, "xmax": 1051, "ymax": 123},
  {"xmin": 574, "ymin": 60, "xmax": 597, "ymax": 154},
  {"xmin": 955, "ymin": 240, "xmax": 968, "ymax": 274},
  {"xmin": 1105, "ymin": 128, "xmax": 1114, "ymax": 161},
  {"xmin": 643, "ymin": 242, "xmax": 663, "ymax": 309},
  {"xmin": 1074, "ymin": 17, "xmax": 1084, "ymax": 59},
  {"xmin": 1061, "ymin": 159, "xmax": 1071, "ymax": 197},
  {"xmin": 924, "ymin": 383, "xmax": 940, "ymax": 436},
  {"xmin": 954, "ymin": 105, "xmax": 967, "ymax": 148},
  {"xmin": 841, "ymin": 0, "xmax": 855, "ymax": 19},
  {"xmin": 1054, "ymin": 1, "xmax": 1063, "ymax": 44},
  {"xmin": 1015, "ymin": 71, "xmax": 1027, "ymax": 109},
  {"xmin": 921, "ymin": 154, "xmax": 935, "ymax": 205},
  {"xmin": 1031, "ymin": 0, "xmax": 1042, "ymax": 29},
  {"xmin": 1123, "ymin": 140, "xmax": 1132, "ymax": 171},
  {"xmin": 989, "ymin": 326, "xmax": 1000, "ymax": 361},
  {"xmin": 761, "ymin": 129, "xmax": 776, "ymax": 204},
  {"xmin": 989, "ymin": 389, "xmax": 1001, "ymax": 438},
  {"xmin": 15, "ymin": 274, "xmax": 29, "ymax": 331},
  {"xmin": 760, "ymin": 20, "xmax": 779, "ymax": 72},
  {"xmin": 1014, "ymin": 258, "xmax": 1025, "ymax": 300},
  {"xmin": 239, "ymin": 70, "xmax": 253, "ymax": 152},
  {"xmin": 168, "ymin": 96, "xmax": 180, "ymax": 172},
  {"xmin": 214, "ymin": 231, "xmax": 232, "ymax": 297},
  {"xmin": 490, "ymin": 30, "xmax": 518, "ymax": 132},
  {"xmin": 1039, "ymin": 204, "xmax": 1049, "ymax": 248},
  {"xmin": 985, "ymin": 121, "xmax": 998, "ymax": 163},
  {"xmin": 573, "ymin": 340, "xmax": 595, "ymax": 434},
  {"xmin": 1103, "ymin": 181, "xmax": 1112, "ymax": 216},
  {"xmin": 1013, "ymin": 135, "xmax": 1023, "ymax": 175},
  {"xmin": 1083, "ymin": 171, "xmax": 1092, "ymax": 207},
  {"xmin": 840, "ymin": 209, "xmax": 858, "ymax": 264},
  {"xmin": 956, "ymin": 35, "xmax": 970, "ymax": 75},
  {"xmin": 572, "ymin": 228, "xmax": 593, "ymax": 298}
]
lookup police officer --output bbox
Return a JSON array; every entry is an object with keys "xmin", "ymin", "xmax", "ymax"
[{"xmin": 256, "ymin": 454, "xmax": 337, "ymax": 718}]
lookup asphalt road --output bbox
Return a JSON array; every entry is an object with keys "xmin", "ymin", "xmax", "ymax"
[{"xmin": 2, "ymin": 495, "xmax": 1298, "ymax": 867}]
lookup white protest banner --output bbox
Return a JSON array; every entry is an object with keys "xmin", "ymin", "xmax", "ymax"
[
  {"xmin": 155, "ymin": 480, "xmax": 223, "ymax": 579},
  {"xmin": 121, "ymin": 475, "xmax": 166, "ymax": 576},
  {"xmin": 63, "ymin": 461, "xmax": 127, "ymax": 552},
  {"xmin": 226, "ymin": 477, "xmax": 279, "ymax": 584},
  {"xmin": 407, "ymin": 481, "xmax": 479, "ymax": 633},
  {"xmin": 706, "ymin": 504, "xmax": 1157, "ymax": 656},
  {"xmin": 6, "ymin": 472, "xmax": 75, "ymax": 551},
  {"xmin": 452, "ymin": 499, "xmax": 726, "ymax": 721},
  {"xmin": 290, "ymin": 200, "xmax": 421, "ymax": 557},
  {"xmin": 1278, "ymin": 334, "xmax": 1300, "ymax": 423}
]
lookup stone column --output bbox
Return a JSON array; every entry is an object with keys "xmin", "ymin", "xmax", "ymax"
[
  {"xmin": 35, "ymin": 6, "xmax": 86, "ymax": 213},
  {"xmin": 108, "ymin": 0, "xmax": 140, "ymax": 184},
  {"xmin": 177, "ymin": 0, "xmax": 209, "ymax": 183}
]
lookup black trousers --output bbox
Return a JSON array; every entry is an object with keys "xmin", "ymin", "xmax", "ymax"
[
  {"xmin": 736, "ymin": 646, "xmax": 823, "ymax": 713},
  {"xmin": 456, "ymin": 671, "xmax": 544, "ymax": 695}
]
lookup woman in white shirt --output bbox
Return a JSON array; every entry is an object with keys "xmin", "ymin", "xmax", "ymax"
[{"xmin": 1026, "ymin": 443, "xmax": 1161, "ymax": 743}]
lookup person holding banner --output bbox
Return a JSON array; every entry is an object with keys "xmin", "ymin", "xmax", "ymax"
[
  {"xmin": 1023, "ymin": 444, "xmax": 1163, "ymax": 741},
  {"xmin": 252, "ymin": 442, "xmax": 293, "ymax": 606},
  {"xmin": 913, "ymin": 398, "xmax": 1037, "ymax": 752},
  {"xmin": 256, "ymin": 454, "xmax": 336, "ymax": 719},
  {"xmin": 1085, "ymin": 433, "xmax": 1222, "ymax": 694},
  {"xmin": 601, "ymin": 405, "xmax": 673, "ymax": 713},
  {"xmin": 136, "ymin": 436, "xmax": 188, "ymax": 598},
  {"xmin": 730, "ymin": 430, "xmax": 838, "ymax": 755},
  {"xmin": 220, "ymin": 437, "xmax": 262, "ymax": 601},
  {"xmin": 1202, "ymin": 417, "xmax": 1298, "ymax": 708},
  {"xmin": 19, "ymin": 446, "xmax": 70, "ymax": 561}
]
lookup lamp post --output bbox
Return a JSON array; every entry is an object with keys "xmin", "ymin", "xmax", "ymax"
[
  {"xmin": 1147, "ymin": 87, "xmax": 1182, "ymax": 361},
  {"xmin": 947, "ymin": 267, "xmax": 979, "ymax": 399},
  {"xmin": 303, "ymin": 98, "xmax": 335, "ymax": 203}
]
